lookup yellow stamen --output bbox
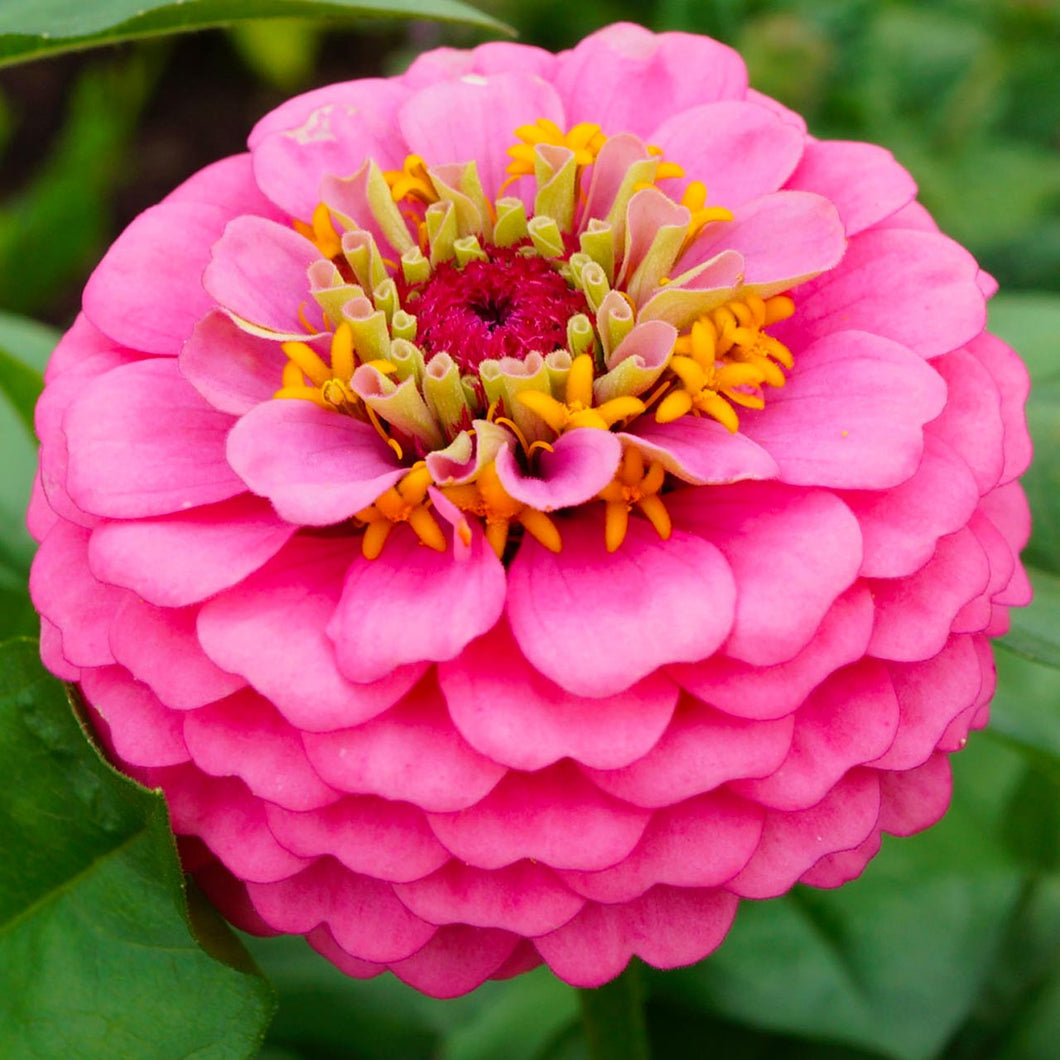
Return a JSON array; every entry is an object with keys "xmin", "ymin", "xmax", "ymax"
[
  {"xmin": 294, "ymin": 202, "xmax": 344, "ymax": 259},
  {"xmin": 597, "ymin": 447, "xmax": 672, "ymax": 552},
  {"xmin": 505, "ymin": 119, "xmax": 608, "ymax": 182},
  {"xmin": 355, "ymin": 463, "xmax": 445, "ymax": 559},
  {"xmin": 383, "ymin": 155, "xmax": 439, "ymax": 205}
]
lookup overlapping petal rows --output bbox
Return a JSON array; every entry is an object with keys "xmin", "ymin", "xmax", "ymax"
[{"xmin": 29, "ymin": 23, "xmax": 1031, "ymax": 996}]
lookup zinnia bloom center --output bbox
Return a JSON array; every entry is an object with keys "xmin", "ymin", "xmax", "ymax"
[{"xmin": 404, "ymin": 246, "xmax": 588, "ymax": 370}]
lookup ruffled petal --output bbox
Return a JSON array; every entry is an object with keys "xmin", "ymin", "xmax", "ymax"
[
  {"xmin": 226, "ymin": 399, "xmax": 404, "ymax": 525},
  {"xmin": 650, "ymin": 100, "xmax": 805, "ymax": 208},
  {"xmin": 669, "ymin": 482, "xmax": 862, "ymax": 666},
  {"xmin": 81, "ymin": 666, "xmax": 190, "ymax": 767},
  {"xmin": 583, "ymin": 695, "xmax": 794, "ymax": 808},
  {"xmin": 109, "ymin": 596, "xmax": 246, "ymax": 710},
  {"xmin": 727, "ymin": 769, "xmax": 881, "ymax": 899},
  {"xmin": 730, "ymin": 660, "xmax": 900, "ymax": 811},
  {"xmin": 180, "ymin": 310, "xmax": 289, "ymax": 415},
  {"xmin": 507, "ymin": 514, "xmax": 736, "ymax": 697},
  {"xmin": 555, "ymin": 23, "xmax": 747, "ymax": 137},
  {"xmin": 202, "ymin": 215, "xmax": 323, "ymax": 334},
  {"xmin": 88, "ymin": 494, "xmax": 296, "ymax": 607},
  {"xmin": 393, "ymin": 860, "xmax": 586, "ymax": 936},
  {"xmin": 427, "ymin": 761, "xmax": 651, "ymax": 872},
  {"xmin": 82, "ymin": 201, "xmax": 230, "ymax": 355},
  {"xmin": 534, "ymin": 886, "xmax": 739, "ymax": 987},
  {"xmin": 784, "ymin": 140, "xmax": 917, "ymax": 235},
  {"xmin": 183, "ymin": 690, "xmax": 340, "ymax": 811},
  {"xmin": 742, "ymin": 330, "xmax": 947, "ymax": 489},
  {"xmin": 440, "ymin": 619, "xmax": 679, "ymax": 771},
  {"xmin": 265, "ymin": 796, "xmax": 450, "ymax": 883},
  {"xmin": 671, "ymin": 585, "xmax": 874, "ymax": 720},
  {"xmin": 328, "ymin": 523, "xmax": 506, "ymax": 682},
  {"xmin": 64, "ymin": 359, "xmax": 243, "ymax": 518},
  {"xmin": 495, "ymin": 428, "xmax": 622, "ymax": 510},
  {"xmin": 560, "ymin": 791, "xmax": 764, "ymax": 901},
  {"xmin": 197, "ymin": 536, "xmax": 422, "ymax": 732},
  {"xmin": 302, "ymin": 674, "xmax": 506, "ymax": 813},
  {"xmin": 389, "ymin": 925, "xmax": 520, "ymax": 998},
  {"xmin": 772, "ymin": 228, "xmax": 985, "ymax": 359},
  {"xmin": 400, "ymin": 73, "xmax": 565, "ymax": 200},
  {"xmin": 246, "ymin": 859, "xmax": 436, "ymax": 963}
]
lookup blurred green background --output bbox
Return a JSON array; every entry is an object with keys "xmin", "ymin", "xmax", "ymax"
[{"xmin": 1, "ymin": 1, "xmax": 1059, "ymax": 1058}]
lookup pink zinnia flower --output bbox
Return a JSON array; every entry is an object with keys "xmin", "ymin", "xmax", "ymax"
[{"xmin": 29, "ymin": 23, "xmax": 1031, "ymax": 997}]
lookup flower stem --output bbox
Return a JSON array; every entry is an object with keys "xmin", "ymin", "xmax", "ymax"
[{"xmin": 578, "ymin": 961, "xmax": 652, "ymax": 1060}]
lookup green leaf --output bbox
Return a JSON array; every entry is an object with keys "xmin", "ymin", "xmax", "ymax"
[
  {"xmin": 0, "ymin": 639, "xmax": 275, "ymax": 1060},
  {"xmin": 653, "ymin": 737, "xmax": 1027, "ymax": 1060},
  {"xmin": 0, "ymin": 0, "xmax": 509, "ymax": 68},
  {"xmin": 989, "ymin": 646, "xmax": 1060, "ymax": 767},
  {"xmin": 1001, "ymin": 567, "xmax": 1060, "ymax": 671},
  {"xmin": 989, "ymin": 292, "xmax": 1060, "ymax": 386}
]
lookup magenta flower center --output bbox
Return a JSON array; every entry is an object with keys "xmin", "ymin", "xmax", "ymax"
[{"xmin": 403, "ymin": 246, "xmax": 589, "ymax": 370}]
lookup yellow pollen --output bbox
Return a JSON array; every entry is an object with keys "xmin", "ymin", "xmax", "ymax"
[
  {"xmin": 597, "ymin": 446, "xmax": 672, "ymax": 552},
  {"xmin": 657, "ymin": 293, "xmax": 795, "ymax": 433},
  {"xmin": 681, "ymin": 181, "xmax": 734, "ymax": 245},
  {"xmin": 355, "ymin": 463, "xmax": 445, "ymax": 559},
  {"xmin": 516, "ymin": 354, "xmax": 645, "ymax": 435},
  {"xmin": 293, "ymin": 202, "xmax": 344, "ymax": 259},
  {"xmin": 505, "ymin": 119, "xmax": 608, "ymax": 183},
  {"xmin": 442, "ymin": 462, "xmax": 561, "ymax": 559},
  {"xmin": 276, "ymin": 323, "xmax": 362, "ymax": 415},
  {"xmin": 383, "ymin": 155, "xmax": 439, "ymax": 205}
]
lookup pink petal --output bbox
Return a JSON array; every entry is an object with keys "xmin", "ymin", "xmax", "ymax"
[
  {"xmin": 583, "ymin": 695, "xmax": 794, "ymax": 808},
  {"xmin": 440, "ymin": 619, "xmax": 679, "ymax": 771},
  {"xmin": 393, "ymin": 860, "xmax": 586, "ymax": 936},
  {"xmin": 669, "ymin": 481, "xmax": 862, "ymax": 666},
  {"xmin": 400, "ymin": 73, "xmax": 565, "ymax": 200},
  {"xmin": 302, "ymin": 675, "xmax": 506, "ymax": 813},
  {"xmin": 727, "ymin": 769, "xmax": 881, "ymax": 899},
  {"xmin": 953, "ymin": 510, "xmax": 1016, "ymax": 633},
  {"xmin": 88, "ymin": 494, "xmax": 296, "ymax": 608},
  {"xmin": 82, "ymin": 201, "xmax": 230, "ymax": 355},
  {"xmin": 164, "ymin": 152, "xmax": 287, "ymax": 222},
  {"xmin": 39, "ymin": 616, "xmax": 80, "ymax": 682},
  {"xmin": 226, "ymin": 399, "xmax": 403, "ymax": 525},
  {"xmin": 306, "ymin": 927, "xmax": 383, "ymax": 980},
  {"xmin": 772, "ymin": 227, "xmax": 985, "ymax": 359},
  {"xmin": 730, "ymin": 659, "xmax": 900, "ymax": 811},
  {"xmin": 742, "ymin": 330, "xmax": 947, "ymax": 489},
  {"xmin": 784, "ymin": 139, "xmax": 917, "ymax": 235},
  {"xmin": 427, "ymin": 761, "xmax": 651, "ymax": 871},
  {"xmin": 625, "ymin": 416, "xmax": 779, "ymax": 485},
  {"xmin": 328, "ymin": 523, "xmax": 506, "ymax": 682},
  {"xmin": 109, "ymin": 596, "xmax": 246, "ymax": 710},
  {"xmin": 390, "ymin": 925, "xmax": 520, "ymax": 999},
  {"xmin": 650, "ymin": 100, "xmax": 805, "ymax": 208},
  {"xmin": 264, "ymin": 796, "xmax": 450, "ymax": 883},
  {"xmin": 878, "ymin": 753, "xmax": 953, "ymax": 836},
  {"xmin": 871, "ymin": 636, "xmax": 982, "ymax": 771},
  {"xmin": 925, "ymin": 348, "xmax": 1005, "ymax": 494},
  {"xmin": 250, "ymin": 79, "xmax": 413, "ymax": 218},
  {"xmin": 868, "ymin": 527, "xmax": 991, "ymax": 662},
  {"xmin": 560, "ymin": 791, "xmax": 764, "ymax": 902},
  {"xmin": 246, "ymin": 859, "xmax": 436, "ymax": 963},
  {"xmin": 555, "ymin": 24, "xmax": 747, "ymax": 137},
  {"xmin": 64, "ymin": 359, "xmax": 243, "ymax": 518},
  {"xmin": 840, "ymin": 434, "xmax": 980, "ymax": 578},
  {"xmin": 800, "ymin": 831, "xmax": 881, "ymax": 888},
  {"xmin": 507, "ymin": 515, "xmax": 736, "ymax": 697},
  {"xmin": 183, "ymin": 690, "xmax": 340, "ymax": 811},
  {"xmin": 202, "ymin": 215, "xmax": 322, "ymax": 334},
  {"xmin": 197, "ymin": 536, "xmax": 423, "ymax": 732},
  {"xmin": 180, "ymin": 310, "xmax": 289, "ymax": 415},
  {"xmin": 679, "ymin": 190, "xmax": 845, "ymax": 293},
  {"xmin": 29, "ymin": 521, "xmax": 129, "ymax": 667},
  {"xmin": 81, "ymin": 666, "xmax": 189, "ymax": 767},
  {"xmin": 671, "ymin": 584, "xmax": 875, "ymax": 720},
  {"xmin": 495, "ymin": 428, "xmax": 622, "ymax": 510},
  {"xmin": 402, "ymin": 41, "xmax": 556, "ymax": 88},
  {"xmin": 535, "ymin": 886, "xmax": 739, "ymax": 988},
  {"xmin": 161, "ymin": 768, "xmax": 312, "ymax": 884},
  {"xmin": 966, "ymin": 332, "xmax": 1031, "ymax": 484}
]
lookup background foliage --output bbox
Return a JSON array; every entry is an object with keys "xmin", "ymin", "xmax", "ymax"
[{"xmin": 0, "ymin": 0, "xmax": 1058, "ymax": 1057}]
